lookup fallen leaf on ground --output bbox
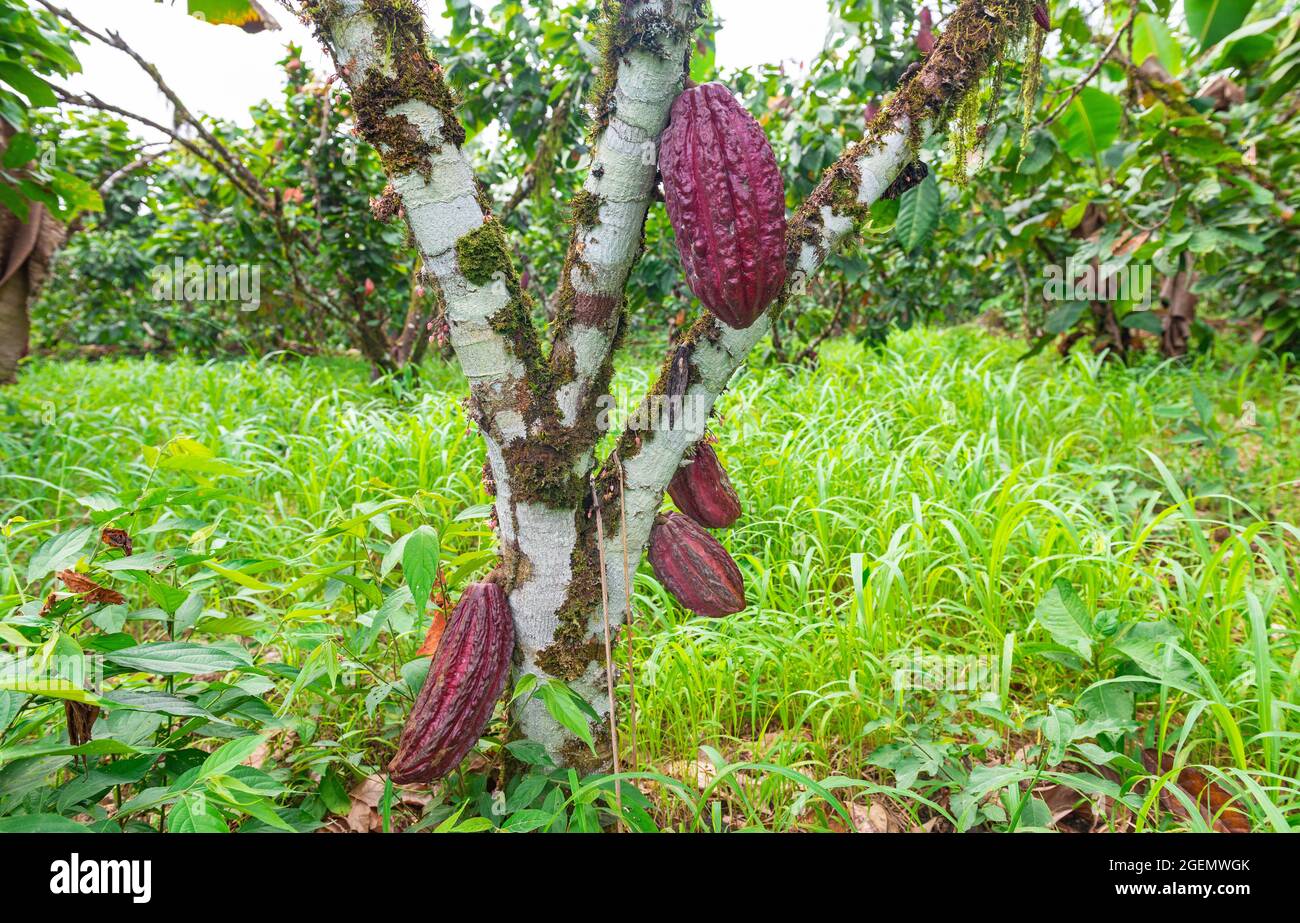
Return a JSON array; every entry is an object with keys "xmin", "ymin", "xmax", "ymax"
[{"xmin": 1142, "ymin": 750, "xmax": 1250, "ymax": 833}]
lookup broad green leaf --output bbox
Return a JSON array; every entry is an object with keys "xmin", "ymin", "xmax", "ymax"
[
  {"xmin": 101, "ymin": 688, "xmax": 217, "ymax": 719},
  {"xmin": 99, "ymin": 551, "xmax": 171, "ymax": 573},
  {"xmin": 168, "ymin": 791, "xmax": 230, "ymax": 833},
  {"xmin": 204, "ymin": 560, "xmax": 275, "ymax": 590},
  {"xmin": 1214, "ymin": 16, "xmax": 1283, "ymax": 66},
  {"xmin": 0, "ymin": 738, "xmax": 141, "ymax": 764},
  {"xmin": 0, "ymin": 676, "xmax": 101, "ymax": 704},
  {"xmin": 0, "ymin": 813, "xmax": 90, "ymax": 832},
  {"xmin": 198, "ymin": 733, "xmax": 266, "ymax": 780},
  {"xmin": 1114, "ymin": 622, "xmax": 1196, "ymax": 686},
  {"xmin": 1130, "ymin": 13, "xmax": 1183, "ymax": 76},
  {"xmin": 1055, "ymin": 87, "xmax": 1122, "ymax": 160},
  {"xmin": 537, "ymin": 680, "xmax": 595, "ymax": 753},
  {"xmin": 1121, "ymin": 310, "xmax": 1164, "ymax": 334},
  {"xmin": 2, "ymin": 131, "xmax": 37, "ymax": 169},
  {"xmin": 104, "ymin": 641, "xmax": 250, "ymax": 675},
  {"xmin": 402, "ymin": 525, "xmax": 440, "ymax": 615},
  {"xmin": 1032, "ymin": 580, "xmax": 1093, "ymax": 661},
  {"xmin": 1184, "ymin": 0, "xmax": 1256, "ymax": 49},
  {"xmin": 894, "ymin": 173, "xmax": 939, "ymax": 254},
  {"xmin": 0, "ymin": 63, "xmax": 57, "ymax": 107},
  {"xmin": 26, "ymin": 526, "xmax": 94, "ymax": 583}
]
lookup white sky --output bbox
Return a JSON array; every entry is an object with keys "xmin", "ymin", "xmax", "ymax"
[{"xmin": 53, "ymin": 0, "xmax": 831, "ymax": 137}]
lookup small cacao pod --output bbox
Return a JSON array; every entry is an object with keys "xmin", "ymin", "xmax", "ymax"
[
  {"xmin": 916, "ymin": 7, "xmax": 935, "ymax": 54},
  {"xmin": 389, "ymin": 581, "xmax": 514, "ymax": 784},
  {"xmin": 1033, "ymin": 3, "xmax": 1050, "ymax": 30},
  {"xmin": 668, "ymin": 440, "xmax": 741, "ymax": 529},
  {"xmin": 658, "ymin": 83, "xmax": 787, "ymax": 330},
  {"xmin": 648, "ymin": 513, "xmax": 746, "ymax": 618}
]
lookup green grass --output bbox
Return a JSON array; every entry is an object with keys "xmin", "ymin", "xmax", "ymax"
[{"xmin": 1, "ymin": 327, "xmax": 1297, "ymax": 832}]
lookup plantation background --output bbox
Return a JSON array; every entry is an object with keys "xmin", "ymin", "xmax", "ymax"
[{"xmin": 1, "ymin": 0, "xmax": 1298, "ymax": 832}]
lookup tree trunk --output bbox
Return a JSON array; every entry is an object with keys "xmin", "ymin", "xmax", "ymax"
[
  {"xmin": 1, "ymin": 200, "xmax": 63, "ymax": 385},
  {"xmin": 306, "ymin": 0, "xmax": 1032, "ymax": 770},
  {"xmin": 0, "ymin": 269, "xmax": 29, "ymax": 385},
  {"xmin": 1160, "ymin": 253, "xmax": 1197, "ymax": 358}
]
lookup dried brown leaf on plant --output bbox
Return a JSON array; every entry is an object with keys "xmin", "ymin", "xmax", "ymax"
[
  {"xmin": 415, "ymin": 610, "xmax": 448, "ymax": 657},
  {"xmin": 56, "ymin": 570, "xmax": 125, "ymax": 606},
  {"xmin": 100, "ymin": 527, "xmax": 133, "ymax": 556},
  {"xmin": 64, "ymin": 700, "xmax": 100, "ymax": 747}
]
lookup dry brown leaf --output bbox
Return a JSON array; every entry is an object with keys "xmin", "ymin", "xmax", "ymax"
[
  {"xmin": 1142, "ymin": 750, "xmax": 1251, "ymax": 833},
  {"xmin": 64, "ymin": 700, "xmax": 100, "ymax": 747},
  {"xmin": 415, "ymin": 610, "xmax": 448, "ymax": 657},
  {"xmin": 56, "ymin": 570, "xmax": 125, "ymax": 606},
  {"xmin": 330, "ymin": 774, "xmax": 435, "ymax": 834},
  {"xmin": 100, "ymin": 527, "xmax": 133, "ymax": 557},
  {"xmin": 849, "ymin": 800, "xmax": 895, "ymax": 833}
]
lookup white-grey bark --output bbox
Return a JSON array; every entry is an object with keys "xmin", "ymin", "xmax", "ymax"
[{"xmin": 307, "ymin": 0, "xmax": 1018, "ymax": 771}]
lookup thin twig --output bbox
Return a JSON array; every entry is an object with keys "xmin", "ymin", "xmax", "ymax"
[
  {"xmin": 591, "ymin": 486, "xmax": 623, "ymax": 828},
  {"xmin": 1041, "ymin": 6, "xmax": 1138, "ymax": 127},
  {"xmin": 37, "ymin": 0, "xmax": 270, "ymax": 207},
  {"xmin": 615, "ymin": 454, "xmax": 638, "ymax": 773},
  {"xmin": 53, "ymin": 87, "xmax": 267, "ymax": 207}
]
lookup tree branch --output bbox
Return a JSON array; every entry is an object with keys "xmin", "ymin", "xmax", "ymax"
[
  {"xmin": 545, "ymin": 0, "xmax": 704, "ymax": 448},
  {"xmin": 53, "ymin": 87, "xmax": 268, "ymax": 207},
  {"xmin": 36, "ymin": 0, "xmax": 271, "ymax": 209},
  {"xmin": 592, "ymin": 0, "xmax": 1034, "ymax": 640},
  {"xmin": 1041, "ymin": 5, "xmax": 1137, "ymax": 127}
]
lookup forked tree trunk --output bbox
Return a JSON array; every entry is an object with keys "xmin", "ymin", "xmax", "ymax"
[{"xmin": 302, "ymin": 0, "xmax": 1031, "ymax": 769}]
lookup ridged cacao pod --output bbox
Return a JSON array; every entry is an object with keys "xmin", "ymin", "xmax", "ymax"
[
  {"xmin": 668, "ymin": 440, "xmax": 741, "ymax": 529},
  {"xmin": 659, "ymin": 83, "xmax": 787, "ymax": 330},
  {"xmin": 389, "ymin": 581, "xmax": 514, "ymax": 784},
  {"xmin": 648, "ymin": 512, "xmax": 746, "ymax": 618},
  {"xmin": 1033, "ymin": 3, "xmax": 1050, "ymax": 30}
]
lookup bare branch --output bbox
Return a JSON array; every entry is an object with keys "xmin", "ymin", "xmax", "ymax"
[
  {"xmin": 1041, "ymin": 6, "xmax": 1137, "ymax": 126},
  {"xmin": 36, "ymin": 0, "xmax": 271, "ymax": 208},
  {"xmin": 54, "ymin": 88, "xmax": 269, "ymax": 206}
]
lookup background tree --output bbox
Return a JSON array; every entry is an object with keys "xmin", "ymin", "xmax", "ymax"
[{"xmin": 0, "ymin": 0, "xmax": 99, "ymax": 383}]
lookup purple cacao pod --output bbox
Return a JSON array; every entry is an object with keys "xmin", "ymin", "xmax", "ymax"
[
  {"xmin": 668, "ymin": 440, "xmax": 741, "ymax": 529},
  {"xmin": 389, "ymin": 581, "xmax": 514, "ymax": 784},
  {"xmin": 1033, "ymin": 3, "xmax": 1050, "ymax": 30},
  {"xmin": 648, "ymin": 512, "xmax": 746, "ymax": 618},
  {"xmin": 659, "ymin": 82, "xmax": 787, "ymax": 330},
  {"xmin": 916, "ymin": 7, "xmax": 935, "ymax": 54}
]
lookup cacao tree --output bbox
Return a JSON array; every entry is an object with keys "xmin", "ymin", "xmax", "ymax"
[
  {"xmin": 0, "ymin": 0, "xmax": 98, "ymax": 384},
  {"xmin": 294, "ymin": 0, "xmax": 1051, "ymax": 771}
]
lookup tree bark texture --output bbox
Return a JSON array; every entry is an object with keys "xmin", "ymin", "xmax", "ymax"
[{"xmin": 302, "ymin": 0, "xmax": 1034, "ymax": 768}]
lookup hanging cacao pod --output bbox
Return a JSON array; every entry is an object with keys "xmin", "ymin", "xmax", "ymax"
[
  {"xmin": 916, "ymin": 7, "xmax": 935, "ymax": 54},
  {"xmin": 648, "ymin": 513, "xmax": 746, "ymax": 618},
  {"xmin": 1033, "ymin": 3, "xmax": 1050, "ymax": 30},
  {"xmin": 658, "ymin": 82, "xmax": 787, "ymax": 330},
  {"xmin": 668, "ymin": 440, "xmax": 741, "ymax": 528},
  {"xmin": 389, "ymin": 581, "xmax": 514, "ymax": 784}
]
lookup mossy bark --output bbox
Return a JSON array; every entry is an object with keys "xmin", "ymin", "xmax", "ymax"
[{"xmin": 309, "ymin": 0, "xmax": 1031, "ymax": 774}]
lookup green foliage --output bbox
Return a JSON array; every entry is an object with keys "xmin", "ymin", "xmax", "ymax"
[
  {"xmin": 0, "ymin": 0, "xmax": 99, "ymax": 222},
  {"xmin": 34, "ymin": 49, "xmax": 420, "ymax": 359},
  {"xmin": 1, "ymin": 328, "xmax": 1296, "ymax": 830}
]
